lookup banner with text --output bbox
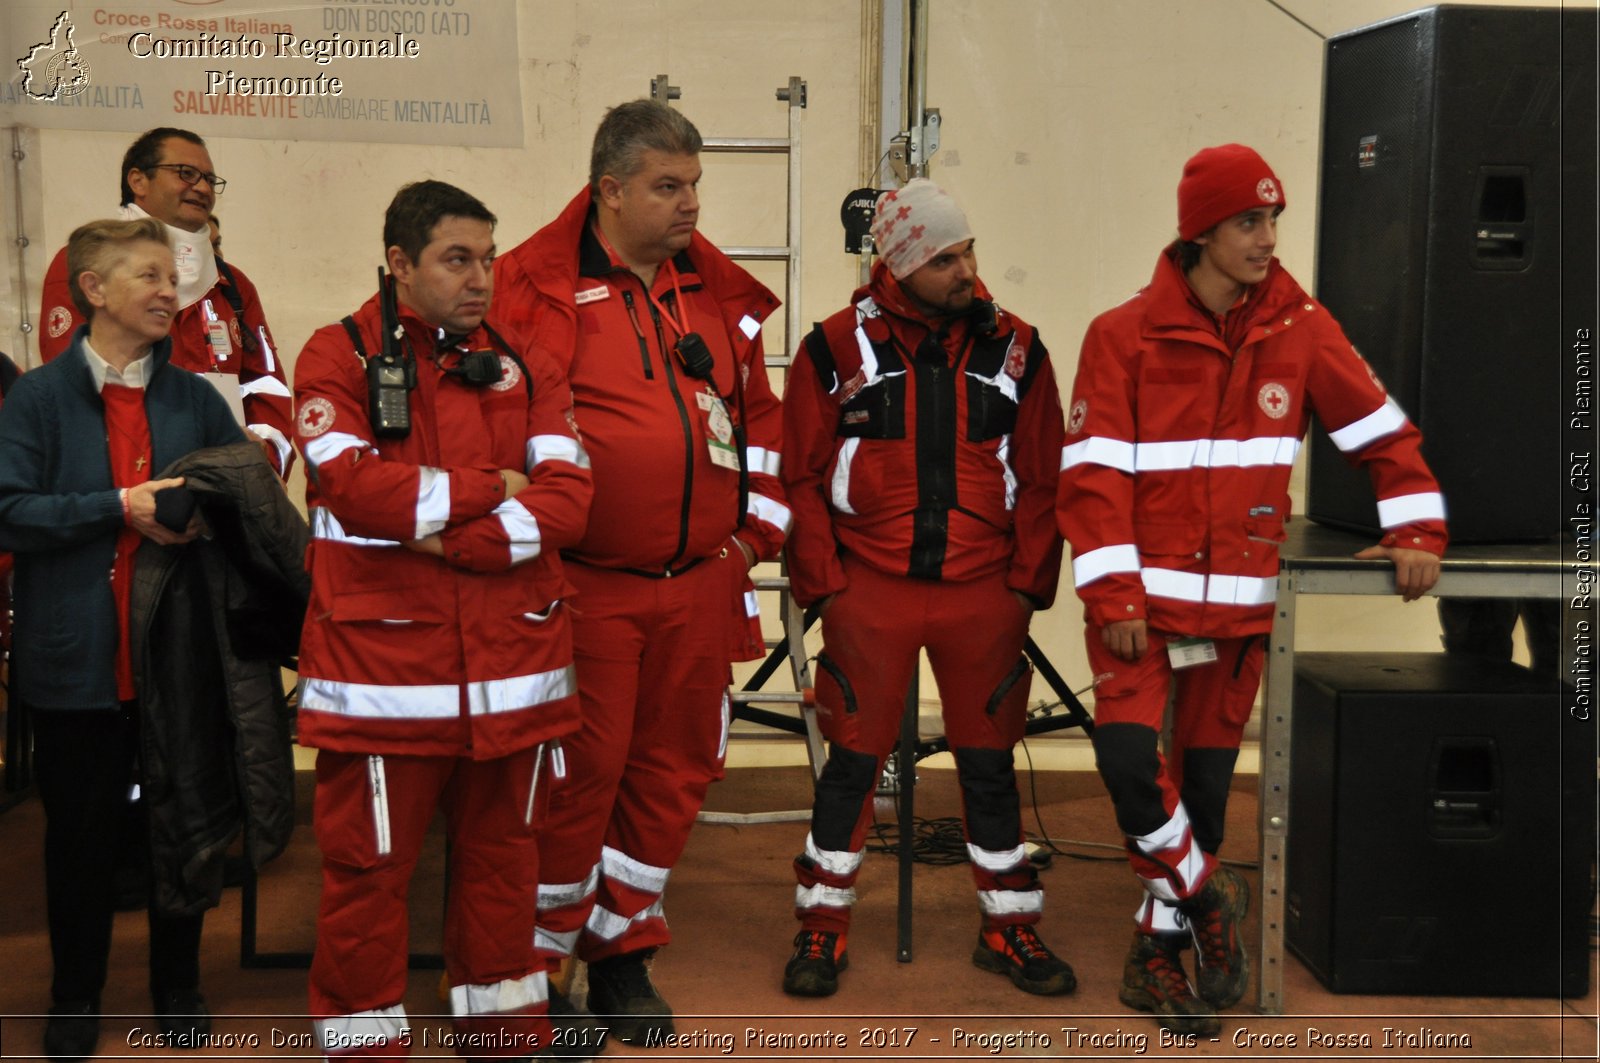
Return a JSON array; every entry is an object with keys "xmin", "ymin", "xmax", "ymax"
[{"xmin": 2, "ymin": 0, "xmax": 523, "ymax": 147}]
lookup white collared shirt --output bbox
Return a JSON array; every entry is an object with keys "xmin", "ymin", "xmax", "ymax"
[{"xmin": 82, "ymin": 338, "xmax": 152, "ymax": 393}]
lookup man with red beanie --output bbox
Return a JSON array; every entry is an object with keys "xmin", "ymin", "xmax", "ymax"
[
  {"xmin": 1058, "ymin": 145, "xmax": 1446, "ymax": 1033},
  {"xmin": 488, "ymin": 99, "xmax": 789, "ymax": 1042},
  {"xmin": 780, "ymin": 178, "xmax": 1071, "ymax": 999}
]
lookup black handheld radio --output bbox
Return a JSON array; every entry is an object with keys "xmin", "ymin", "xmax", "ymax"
[{"xmin": 367, "ymin": 268, "xmax": 416, "ymax": 437}]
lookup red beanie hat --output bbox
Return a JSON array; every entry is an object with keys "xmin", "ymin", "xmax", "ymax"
[{"xmin": 1177, "ymin": 144, "xmax": 1285, "ymax": 241}]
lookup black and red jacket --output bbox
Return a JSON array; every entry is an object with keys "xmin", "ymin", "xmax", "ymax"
[{"xmin": 782, "ymin": 262, "xmax": 1065, "ymax": 608}]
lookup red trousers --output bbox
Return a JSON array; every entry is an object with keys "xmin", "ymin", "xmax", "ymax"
[
  {"xmin": 1085, "ymin": 626, "xmax": 1264, "ymax": 927},
  {"xmin": 309, "ymin": 748, "xmax": 550, "ymax": 1059},
  {"xmin": 794, "ymin": 558, "xmax": 1041, "ymax": 935},
  {"xmin": 535, "ymin": 551, "xmax": 743, "ymax": 966}
]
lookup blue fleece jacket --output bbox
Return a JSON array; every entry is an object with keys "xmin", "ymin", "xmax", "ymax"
[{"xmin": 0, "ymin": 327, "xmax": 244, "ymax": 710}]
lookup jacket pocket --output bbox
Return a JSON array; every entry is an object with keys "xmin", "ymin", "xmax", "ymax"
[
  {"xmin": 1244, "ymin": 515, "xmax": 1287, "ymax": 545},
  {"xmin": 1137, "ymin": 520, "xmax": 1206, "ymax": 558},
  {"xmin": 330, "ymin": 589, "xmax": 448, "ymax": 625}
]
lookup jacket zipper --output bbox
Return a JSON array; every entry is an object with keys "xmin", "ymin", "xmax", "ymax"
[
  {"xmin": 645, "ymin": 297, "xmax": 695, "ymax": 567},
  {"xmin": 619, "ymin": 290, "xmax": 654, "ymax": 380}
]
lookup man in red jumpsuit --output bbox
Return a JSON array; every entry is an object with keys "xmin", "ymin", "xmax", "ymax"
[
  {"xmin": 779, "ymin": 179, "xmax": 1073, "ymax": 999},
  {"xmin": 39, "ymin": 127, "xmax": 294, "ymax": 477},
  {"xmin": 293, "ymin": 180, "xmax": 593, "ymax": 1060},
  {"xmin": 489, "ymin": 100, "xmax": 789, "ymax": 1041},
  {"xmin": 1058, "ymin": 145, "xmax": 1447, "ymax": 1034}
]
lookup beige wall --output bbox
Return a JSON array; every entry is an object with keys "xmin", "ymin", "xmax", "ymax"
[{"xmin": 2, "ymin": 0, "xmax": 1578, "ymax": 725}]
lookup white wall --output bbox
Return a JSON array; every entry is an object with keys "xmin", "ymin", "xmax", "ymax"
[{"xmin": 2, "ymin": 0, "xmax": 1579, "ymax": 726}]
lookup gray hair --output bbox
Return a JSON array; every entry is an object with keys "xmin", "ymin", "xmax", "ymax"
[
  {"xmin": 66, "ymin": 217, "xmax": 167, "ymax": 320},
  {"xmin": 589, "ymin": 99, "xmax": 703, "ymax": 191}
]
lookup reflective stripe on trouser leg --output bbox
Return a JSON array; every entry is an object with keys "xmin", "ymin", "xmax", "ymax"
[
  {"xmin": 794, "ymin": 830, "xmax": 865, "ymax": 934},
  {"xmin": 535, "ymin": 864, "xmax": 598, "ymax": 963},
  {"xmin": 1134, "ymin": 894, "xmax": 1188, "ymax": 935},
  {"xmin": 449, "ymin": 972, "xmax": 550, "ymax": 1059},
  {"xmin": 953, "ymin": 746, "xmax": 1039, "ymax": 929},
  {"xmin": 970, "ymin": 841, "xmax": 1044, "ymax": 929},
  {"xmin": 316, "ymin": 1005, "xmax": 410, "ymax": 1059},
  {"xmin": 1126, "ymin": 804, "xmax": 1215, "ymax": 905},
  {"xmin": 438, "ymin": 748, "xmax": 550, "ymax": 1057},
  {"xmin": 582, "ymin": 846, "xmax": 671, "ymax": 959}
]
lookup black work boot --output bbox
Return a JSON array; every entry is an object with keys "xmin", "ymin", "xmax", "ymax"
[
  {"xmin": 782, "ymin": 929, "xmax": 849, "ymax": 997},
  {"xmin": 972, "ymin": 924, "xmax": 1077, "ymax": 995},
  {"xmin": 585, "ymin": 950, "xmax": 673, "ymax": 1045}
]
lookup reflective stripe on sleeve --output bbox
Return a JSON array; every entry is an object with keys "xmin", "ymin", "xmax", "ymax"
[
  {"xmin": 240, "ymin": 375, "xmax": 292, "ymax": 399},
  {"xmin": 311, "ymin": 506, "xmax": 402, "ymax": 547},
  {"xmin": 1061, "ymin": 436, "xmax": 1136, "ymax": 473},
  {"xmin": 494, "ymin": 498, "xmax": 542, "ymax": 564},
  {"xmin": 1328, "ymin": 397, "xmax": 1407, "ymax": 452},
  {"xmin": 1072, "ymin": 543, "xmax": 1141, "ymax": 588},
  {"xmin": 745, "ymin": 446, "xmax": 781, "ymax": 477},
  {"xmin": 1377, "ymin": 491, "xmax": 1447, "ymax": 528},
  {"xmin": 414, "ymin": 466, "xmax": 450, "ymax": 538},
  {"xmin": 302, "ymin": 431, "xmax": 369, "ymax": 472},
  {"xmin": 747, "ymin": 492, "xmax": 793, "ymax": 535},
  {"xmin": 527, "ymin": 433, "xmax": 591, "ymax": 471}
]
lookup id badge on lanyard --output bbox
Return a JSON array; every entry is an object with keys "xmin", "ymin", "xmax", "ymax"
[
  {"xmin": 696, "ymin": 388, "xmax": 741, "ymax": 470},
  {"xmin": 202, "ymin": 298, "xmax": 233, "ymax": 368}
]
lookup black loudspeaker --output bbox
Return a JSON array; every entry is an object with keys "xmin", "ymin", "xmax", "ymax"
[
  {"xmin": 1306, "ymin": 5, "xmax": 1597, "ymax": 542},
  {"xmin": 1287, "ymin": 653, "xmax": 1593, "ymax": 996}
]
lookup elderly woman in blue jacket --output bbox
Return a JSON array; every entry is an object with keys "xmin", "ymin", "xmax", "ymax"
[{"xmin": 0, "ymin": 216, "xmax": 243, "ymax": 1062}]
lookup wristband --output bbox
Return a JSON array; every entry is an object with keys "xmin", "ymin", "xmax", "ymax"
[{"xmin": 120, "ymin": 488, "xmax": 131, "ymax": 524}]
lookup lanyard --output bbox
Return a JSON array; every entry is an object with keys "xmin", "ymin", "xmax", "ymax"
[
  {"xmin": 642, "ymin": 259, "xmax": 691, "ymax": 342},
  {"xmin": 593, "ymin": 220, "xmax": 691, "ymax": 340}
]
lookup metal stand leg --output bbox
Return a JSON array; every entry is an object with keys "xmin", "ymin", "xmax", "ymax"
[
  {"xmin": 895, "ymin": 678, "xmax": 918, "ymax": 963},
  {"xmin": 1256, "ymin": 572, "xmax": 1297, "ymax": 1013}
]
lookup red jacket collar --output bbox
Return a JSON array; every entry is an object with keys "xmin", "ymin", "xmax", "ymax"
[
  {"xmin": 504, "ymin": 186, "xmax": 779, "ymax": 320},
  {"xmin": 859, "ymin": 259, "xmax": 1006, "ymax": 340},
  {"xmin": 1141, "ymin": 244, "xmax": 1307, "ymax": 340}
]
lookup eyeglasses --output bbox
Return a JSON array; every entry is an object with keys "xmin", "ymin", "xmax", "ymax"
[{"xmin": 142, "ymin": 163, "xmax": 227, "ymax": 194}]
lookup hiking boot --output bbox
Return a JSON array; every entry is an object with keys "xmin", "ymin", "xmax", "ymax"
[
  {"xmin": 537, "ymin": 989, "xmax": 602, "ymax": 1061},
  {"xmin": 153, "ymin": 988, "xmax": 211, "ymax": 1049},
  {"xmin": 585, "ymin": 950, "xmax": 673, "ymax": 1045},
  {"xmin": 971, "ymin": 924, "xmax": 1077, "ymax": 996},
  {"xmin": 1119, "ymin": 931, "xmax": 1220, "ymax": 1036},
  {"xmin": 43, "ymin": 1001, "xmax": 99, "ymax": 1062},
  {"xmin": 782, "ymin": 930, "xmax": 849, "ymax": 997},
  {"xmin": 1181, "ymin": 865, "xmax": 1250, "ymax": 1008}
]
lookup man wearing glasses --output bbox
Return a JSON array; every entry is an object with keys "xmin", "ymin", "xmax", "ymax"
[{"xmin": 38, "ymin": 126, "xmax": 295, "ymax": 477}]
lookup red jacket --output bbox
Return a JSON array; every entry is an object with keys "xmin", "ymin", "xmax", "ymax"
[
  {"xmin": 40, "ymin": 245, "xmax": 295, "ymax": 476},
  {"xmin": 490, "ymin": 188, "xmax": 789, "ymax": 659},
  {"xmin": 783, "ymin": 263, "xmax": 1065, "ymax": 608},
  {"xmin": 1058, "ymin": 249, "xmax": 1447, "ymax": 638},
  {"xmin": 292, "ymin": 294, "xmax": 593, "ymax": 758}
]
